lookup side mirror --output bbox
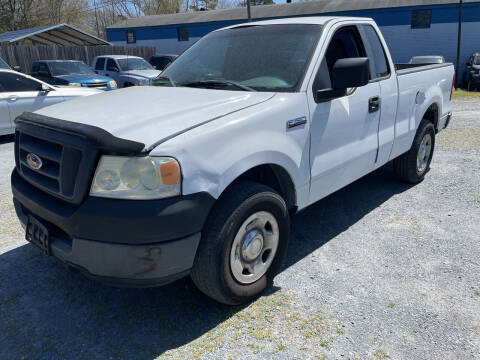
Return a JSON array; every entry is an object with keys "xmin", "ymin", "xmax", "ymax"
[
  {"xmin": 315, "ymin": 58, "xmax": 370, "ymax": 103},
  {"xmin": 13, "ymin": 65, "xmax": 21, "ymax": 72},
  {"xmin": 466, "ymin": 62, "xmax": 472, "ymax": 67},
  {"xmin": 40, "ymin": 83, "xmax": 51, "ymax": 93},
  {"xmin": 107, "ymin": 66, "xmax": 119, "ymax": 72}
]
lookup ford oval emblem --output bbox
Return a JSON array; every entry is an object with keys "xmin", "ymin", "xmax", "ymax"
[{"xmin": 26, "ymin": 153, "xmax": 43, "ymax": 170}]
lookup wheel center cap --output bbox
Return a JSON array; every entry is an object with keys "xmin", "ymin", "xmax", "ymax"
[{"xmin": 242, "ymin": 230, "xmax": 264, "ymax": 262}]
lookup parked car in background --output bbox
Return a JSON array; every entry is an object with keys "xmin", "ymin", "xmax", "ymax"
[
  {"xmin": 10, "ymin": 17, "xmax": 454, "ymax": 304},
  {"xmin": 92, "ymin": 55, "xmax": 160, "ymax": 87},
  {"xmin": 149, "ymin": 55, "xmax": 178, "ymax": 71},
  {"xmin": 409, "ymin": 55, "xmax": 445, "ymax": 64},
  {"xmin": 0, "ymin": 69, "xmax": 101, "ymax": 135},
  {"xmin": 465, "ymin": 53, "xmax": 480, "ymax": 91},
  {"xmin": 31, "ymin": 60, "xmax": 117, "ymax": 90}
]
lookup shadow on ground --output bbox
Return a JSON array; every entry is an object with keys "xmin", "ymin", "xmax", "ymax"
[{"xmin": 0, "ymin": 165, "xmax": 412, "ymax": 359}]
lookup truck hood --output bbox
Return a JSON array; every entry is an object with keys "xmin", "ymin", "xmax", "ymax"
[
  {"xmin": 54, "ymin": 74, "xmax": 111, "ymax": 83},
  {"xmin": 34, "ymin": 86, "xmax": 275, "ymax": 149},
  {"xmin": 123, "ymin": 69, "xmax": 161, "ymax": 79}
]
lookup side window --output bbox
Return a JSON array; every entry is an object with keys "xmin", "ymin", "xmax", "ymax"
[
  {"xmin": 106, "ymin": 58, "xmax": 118, "ymax": 71},
  {"xmin": 313, "ymin": 26, "xmax": 366, "ymax": 91},
  {"xmin": 360, "ymin": 25, "xmax": 390, "ymax": 80},
  {"xmin": 37, "ymin": 63, "xmax": 50, "ymax": 76},
  {"xmin": 0, "ymin": 73, "xmax": 41, "ymax": 92},
  {"xmin": 95, "ymin": 58, "xmax": 106, "ymax": 71}
]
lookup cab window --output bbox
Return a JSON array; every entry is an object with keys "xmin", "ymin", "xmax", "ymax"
[
  {"xmin": 360, "ymin": 25, "xmax": 390, "ymax": 79},
  {"xmin": 95, "ymin": 58, "xmax": 106, "ymax": 71},
  {"xmin": 313, "ymin": 26, "xmax": 366, "ymax": 91}
]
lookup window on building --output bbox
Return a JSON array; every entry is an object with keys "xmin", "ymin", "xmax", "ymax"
[
  {"xmin": 411, "ymin": 9, "xmax": 432, "ymax": 28},
  {"xmin": 127, "ymin": 30, "xmax": 136, "ymax": 43},
  {"xmin": 177, "ymin": 27, "xmax": 189, "ymax": 41}
]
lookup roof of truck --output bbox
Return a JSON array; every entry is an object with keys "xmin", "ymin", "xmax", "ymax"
[
  {"xmin": 224, "ymin": 16, "xmax": 371, "ymax": 28},
  {"xmin": 94, "ymin": 55, "xmax": 143, "ymax": 60}
]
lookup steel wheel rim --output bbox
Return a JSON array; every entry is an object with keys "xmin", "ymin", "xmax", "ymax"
[
  {"xmin": 230, "ymin": 211, "xmax": 279, "ymax": 284},
  {"xmin": 417, "ymin": 133, "xmax": 432, "ymax": 174}
]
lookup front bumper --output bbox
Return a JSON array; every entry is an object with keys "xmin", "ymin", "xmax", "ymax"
[{"xmin": 12, "ymin": 169, "xmax": 215, "ymax": 287}]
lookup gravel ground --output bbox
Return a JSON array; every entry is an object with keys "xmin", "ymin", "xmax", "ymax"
[{"xmin": 0, "ymin": 99, "xmax": 479, "ymax": 360}]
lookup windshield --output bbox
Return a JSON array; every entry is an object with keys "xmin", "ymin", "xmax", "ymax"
[
  {"xmin": 118, "ymin": 58, "xmax": 153, "ymax": 71},
  {"xmin": 0, "ymin": 58, "xmax": 10, "ymax": 69},
  {"xmin": 474, "ymin": 57, "xmax": 480, "ymax": 65},
  {"xmin": 154, "ymin": 24, "xmax": 321, "ymax": 92},
  {"xmin": 410, "ymin": 57, "xmax": 443, "ymax": 64},
  {"xmin": 49, "ymin": 61, "xmax": 94, "ymax": 76}
]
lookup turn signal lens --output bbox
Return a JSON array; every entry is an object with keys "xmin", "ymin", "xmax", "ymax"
[{"xmin": 160, "ymin": 161, "xmax": 180, "ymax": 185}]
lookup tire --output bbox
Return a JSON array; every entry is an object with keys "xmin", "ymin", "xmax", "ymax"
[
  {"xmin": 393, "ymin": 119, "xmax": 435, "ymax": 183},
  {"xmin": 191, "ymin": 181, "xmax": 290, "ymax": 305},
  {"xmin": 468, "ymin": 80, "xmax": 472, "ymax": 92}
]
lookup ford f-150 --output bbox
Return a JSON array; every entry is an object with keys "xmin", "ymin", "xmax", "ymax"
[{"xmin": 11, "ymin": 17, "xmax": 455, "ymax": 304}]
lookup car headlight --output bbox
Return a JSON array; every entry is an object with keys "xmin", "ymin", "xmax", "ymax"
[
  {"xmin": 109, "ymin": 80, "xmax": 117, "ymax": 88},
  {"xmin": 136, "ymin": 78, "xmax": 149, "ymax": 86},
  {"xmin": 90, "ymin": 156, "xmax": 181, "ymax": 199},
  {"xmin": 68, "ymin": 82, "xmax": 82, "ymax": 87}
]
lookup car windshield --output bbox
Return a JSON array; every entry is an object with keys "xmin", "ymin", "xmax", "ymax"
[
  {"xmin": 474, "ymin": 57, "xmax": 480, "ymax": 65},
  {"xmin": 49, "ymin": 61, "xmax": 94, "ymax": 76},
  {"xmin": 410, "ymin": 57, "xmax": 443, "ymax": 64},
  {"xmin": 153, "ymin": 24, "xmax": 321, "ymax": 92},
  {"xmin": 0, "ymin": 58, "xmax": 10, "ymax": 69},
  {"xmin": 117, "ymin": 58, "xmax": 153, "ymax": 71}
]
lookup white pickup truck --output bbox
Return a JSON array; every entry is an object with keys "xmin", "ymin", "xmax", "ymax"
[{"xmin": 11, "ymin": 17, "xmax": 454, "ymax": 304}]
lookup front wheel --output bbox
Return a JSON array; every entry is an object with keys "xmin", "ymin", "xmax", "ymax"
[
  {"xmin": 393, "ymin": 119, "xmax": 435, "ymax": 183},
  {"xmin": 191, "ymin": 182, "xmax": 290, "ymax": 305}
]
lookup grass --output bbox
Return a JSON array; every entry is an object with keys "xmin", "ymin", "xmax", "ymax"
[{"xmin": 452, "ymin": 89, "xmax": 480, "ymax": 98}]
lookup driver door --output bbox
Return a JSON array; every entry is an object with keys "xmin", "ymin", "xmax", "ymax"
[
  {"xmin": 307, "ymin": 25, "xmax": 381, "ymax": 204},
  {"xmin": 105, "ymin": 58, "xmax": 120, "ymax": 82}
]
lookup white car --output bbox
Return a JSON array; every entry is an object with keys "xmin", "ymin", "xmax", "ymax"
[
  {"xmin": 0, "ymin": 69, "xmax": 101, "ymax": 135},
  {"xmin": 11, "ymin": 17, "xmax": 454, "ymax": 305}
]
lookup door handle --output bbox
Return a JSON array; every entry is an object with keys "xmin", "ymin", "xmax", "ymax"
[
  {"xmin": 8, "ymin": 95, "xmax": 17, "ymax": 102},
  {"xmin": 369, "ymin": 96, "xmax": 381, "ymax": 113}
]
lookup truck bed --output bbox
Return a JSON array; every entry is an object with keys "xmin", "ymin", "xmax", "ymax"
[{"xmin": 395, "ymin": 62, "xmax": 453, "ymax": 75}]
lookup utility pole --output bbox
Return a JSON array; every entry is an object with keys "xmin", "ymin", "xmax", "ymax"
[
  {"xmin": 247, "ymin": 0, "xmax": 251, "ymax": 22},
  {"xmin": 455, "ymin": 0, "xmax": 463, "ymax": 87}
]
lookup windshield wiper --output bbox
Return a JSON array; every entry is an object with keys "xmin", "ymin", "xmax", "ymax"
[
  {"xmin": 180, "ymin": 80, "xmax": 255, "ymax": 92},
  {"xmin": 154, "ymin": 75, "xmax": 176, "ymax": 87}
]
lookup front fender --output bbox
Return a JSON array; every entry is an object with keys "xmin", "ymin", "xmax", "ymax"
[{"xmin": 151, "ymin": 93, "xmax": 312, "ymax": 208}]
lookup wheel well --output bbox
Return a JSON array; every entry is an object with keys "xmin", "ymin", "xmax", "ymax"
[
  {"xmin": 231, "ymin": 164, "xmax": 297, "ymax": 212},
  {"xmin": 423, "ymin": 103, "xmax": 439, "ymax": 132}
]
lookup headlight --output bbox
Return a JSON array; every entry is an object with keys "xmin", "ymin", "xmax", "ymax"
[
  {"xmin": 136, "ymin": 78, "xmax": 149, "ymax": 86},
  {"xmin": 109, "ymin": 80, "xmax": 117, "ymax": 88},
  {"xmin": 68, "ymin": 82, "xmax": 82, "ymax": 87},
  {"xmin": 90, "ymin": 156, "xmax": 181, "ymax": 199}
]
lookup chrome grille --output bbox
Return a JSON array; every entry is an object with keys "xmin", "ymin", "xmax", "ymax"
[{"xmin": 86, "ymin": 82, "xmax": 107, "ymax": 88}]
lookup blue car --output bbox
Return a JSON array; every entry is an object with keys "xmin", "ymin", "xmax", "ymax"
[{"xmin": 31, "ymin": 60, "xmax": 117, "ymax": 90}]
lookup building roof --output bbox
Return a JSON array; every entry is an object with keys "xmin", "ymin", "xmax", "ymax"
[
  {"xmin": 108, "ymin": 0, "xmax": 473, "ymax": 29},
  {"xmin": 0, "ymin": 24, "xmax": 111, "ymax": 45}
]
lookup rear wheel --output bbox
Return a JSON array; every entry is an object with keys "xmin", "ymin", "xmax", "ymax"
[
  {"xmin": 393, "ymin": 119, "xmax": 435, "ymax": 183},
  {"xmin": 191, "ymin": 182, "xmax": 290, "ymax": 305}
]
